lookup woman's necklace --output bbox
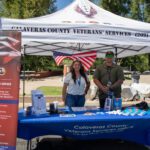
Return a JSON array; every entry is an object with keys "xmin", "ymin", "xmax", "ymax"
[
  {"xmin": 76, "ymin": 73, "xmax": 81, "ymax": 86},
  {"xmin": 77, "ymin": 76, "xmax": 81, "ymax": 86}
]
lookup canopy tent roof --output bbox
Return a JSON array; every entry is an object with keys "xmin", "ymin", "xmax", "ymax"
[{"xmin": 0, "ymin": 0, "xmax": 150, "ymax": 58}]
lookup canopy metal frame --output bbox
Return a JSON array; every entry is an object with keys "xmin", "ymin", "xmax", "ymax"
[{"xmin": 21, "ymin": 41, "xmax": 149, "ymax": 108}]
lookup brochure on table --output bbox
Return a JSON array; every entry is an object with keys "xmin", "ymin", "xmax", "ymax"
[{"xmin": 31, "ymin": 90, "xmax": 46, "ymax": 115}]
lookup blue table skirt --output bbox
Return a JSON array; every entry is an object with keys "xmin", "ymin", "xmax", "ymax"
[{"xmin": 17, "ymin": 109, "xmax": 150, "ymax": 146}]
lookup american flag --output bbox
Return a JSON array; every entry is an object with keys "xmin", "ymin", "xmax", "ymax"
[{"xmin": 53, "ymin": 51, "xmax": 97, "ymax": 71}]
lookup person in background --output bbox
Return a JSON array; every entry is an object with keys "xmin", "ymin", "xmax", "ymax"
[
  {"xmin": 62, "ymin": 60, "xmax": 90, "ymax": 107},
  {"xmin": 93, "ymin": 51, "xmax": 124, "ymax": 108}
]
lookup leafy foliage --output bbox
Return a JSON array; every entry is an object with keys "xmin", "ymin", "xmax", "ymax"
[
  {"xmin": 141, "ymin": 0, "xmax": 150, "ymax": 22},
  {"xmin": 0, "ymin": 0, "xmax": 56, "ymax": 18},
  {"xmin": 100, "ymin": 0, "xmax": 131, "ymax": 16},
  {"xmin": 23, "ymin": 56, "xmax": 62, "ymax": 72},
  {"xmin": 130, "ymin": 0, "xmax": 143, "ymax": 20},
  {"xmin": 120, "ymin": 54, "xmax": 149, "ymax": 73}
]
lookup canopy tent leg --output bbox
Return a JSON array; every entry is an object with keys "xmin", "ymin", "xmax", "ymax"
[
  {"xmin": 115, "ymin": 47, "xmax": 118, "ymax": 64},
  {"xmin": 22, "ymin": 45, "xmax": 26, "ymax": 109},
  {"xmin": 79, "ymin": 43, "xmax": 81, "ymax": 51}
]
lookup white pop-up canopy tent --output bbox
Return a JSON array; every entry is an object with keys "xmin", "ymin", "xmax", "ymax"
[{"xmin": 0, "ymin": 0, "xmax": 150, "ymax": 58}]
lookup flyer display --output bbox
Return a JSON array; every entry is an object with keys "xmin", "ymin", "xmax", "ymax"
[{"xmin": 0, "ymin": 31, "xmax": 21, "ymax": 150}]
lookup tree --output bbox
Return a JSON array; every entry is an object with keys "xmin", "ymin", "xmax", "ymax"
[
  {"xmin": 0, "ymin": 0, "xmax": 20, "ymax": 18},
  {"xmin": 142, "ymin": 0, "xmax": 150, "ymax": 70},
  {"xmin": 0, "ymin": 0, "xmax": 56, "ymax": 18},
  {"xmin": 100, "ymin": 0, "xmax": 131, "ymax": 16},
  {"xmin": 130, "ymin": 0, "xmax": 150, "ymax": 71},
  {"xmin": 23, "ymin": 56, "xmax": 62, "ymax": 72},
  {"xmin": 130, "ymin": 0, "xmax": 145, "ymax": 21},
  {"xmin": 22, "ymin": 0, "xmax": 56, "ymax": 18},
  {"xmin": 120, "ymin": 54, "xmax": 149, "ymax": 72},
  {"xmin": 139, "ymin": 0, "xmax": 150, "ymax": 22}
]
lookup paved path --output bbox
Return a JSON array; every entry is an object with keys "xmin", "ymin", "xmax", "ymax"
[{"xmin": 19, "ymin": 74, "xmax": 150, "ymax": 95}]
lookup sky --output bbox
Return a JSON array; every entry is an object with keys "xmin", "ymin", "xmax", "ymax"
[
  {"xmin": 55, "ymin": 0, "xmax": 100, "ymax": 10},
  {"xmin": 56, "ymin": 0, "xmax": 73, "ymax": 10}
]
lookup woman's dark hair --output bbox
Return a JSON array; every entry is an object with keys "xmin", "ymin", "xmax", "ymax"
[{"xmin": 70, "ymin": 60, "xmax": 88, "ymax": 84}]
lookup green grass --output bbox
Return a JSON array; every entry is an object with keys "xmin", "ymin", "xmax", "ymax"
[
  {"xmin": 124, "ymin": 76, "xmax": 131, "ymax": 80},
  {"xmin": 88, "ymin": 74, "xmax": 92, "ymax": 81},
  {"xmin": 37, "ymin": 86, "xmax": 62, "ymax": 96}
]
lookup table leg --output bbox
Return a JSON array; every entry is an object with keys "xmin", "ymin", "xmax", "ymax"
[
  {"xmin": 30, "ymin": 140, "xmax": 32, "ymax": 150},
  {"xmin": 27, "ymin": 140, "xmax": 32, "ymax": 150},
  {"xmin": 36, "ymin": 137, "xmax": 40, "ymax": 143},
  {"xmin": 27, "ymin": 140, "xmax": 30, "ymax": 150}
]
